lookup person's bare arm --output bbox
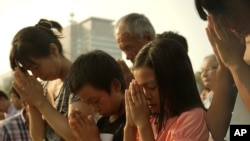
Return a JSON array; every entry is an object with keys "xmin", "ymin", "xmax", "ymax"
[
  {"xmin": 206, "ymin": 66, "xmax": 237, "ymax": 140},
  {"xmin": 205, "ymin": 16, "xmax": 238, "ymax": 140},
  {"xmin": 123, "ymin": 126, "xmax": 137, "ymax": 141},
  {"xmin": 35, "ymin": 99, "xmax": 75, "ymax": 141},
  {"xmin": 125, "ymin": 81, "xmax": 154, "ymax": 141},
  {"xmin": 228, "ymin": 60, "xmax": 250, "ymax": 111},
  {"xmin": 37, "ymin": 100, "xmax": 93, "ymax": 141},
  {"xmin": 29, "ymin": 105, "xmax": 45, "ymax": 141},
  {"xmin": 208, "ymin": 15, "xmax": 250, "ymax": 111},
  {"xmin": 124, "ymin": 89, "xmax": 137, "ymax": 141},
  {"xmin": 13, "ymin": 68, "xmax": 93, "ymax": 141}
]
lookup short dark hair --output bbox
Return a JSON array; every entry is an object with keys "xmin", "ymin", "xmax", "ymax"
[
  {"xmin": 133, "ymin": 38, "xmax": 204, "ymax": 133},
  {"xmin": 156, "ymin": 31, "xmax": 188, "ymax": 53},
  {"xmin": 68, "ymin": 50, "xmax": 126, "ymax": 95},
  {"xmin": 0, "ymin": 90, "xmax": 9, "ymax": 100}
]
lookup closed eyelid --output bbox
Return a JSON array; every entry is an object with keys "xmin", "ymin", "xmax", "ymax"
[
  {"xmin": 145, "ymin": 87, "xmax": 157, "ymax": 91},
  {"xmin": 81, "ymin": 100, "xmax": 90, "ymax": 105},
  {"xmin": 27, "ymin": 64, "xmax": 39, "ymax": 70},
  {"xmin": 89, "ymin": 99, "xmax": 97, "ymax": 102},
  {"xmin": 146, "ymin": 83, "xmax": 157, "ymax": 88},
  {"xmin": 87, "ymin": 98, "xmax": 100, "ymax": 104},
  {"xmin": 201, "ymin": 66, "xmax": 218, "ymax": 73},
  {"xmin": 140, "ymin": 82, "xmax": 157, "ymax": 89}
]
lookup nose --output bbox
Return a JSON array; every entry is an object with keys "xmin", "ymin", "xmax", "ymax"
[
  {"xmin": 201, "ymin": 67, "xmax": 211, "ymax": 76},
  {"xmin": 201, "ymin": 71, "xmax": 207, "ymax": 78},
  {"xmin": 201, "ymin": 73, "xmax": 208, "ymax": 83}
]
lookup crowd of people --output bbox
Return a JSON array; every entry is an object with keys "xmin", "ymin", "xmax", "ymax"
[{"xmin": 0, "ymin": 0, "xmax": 250, "ymax": 140}]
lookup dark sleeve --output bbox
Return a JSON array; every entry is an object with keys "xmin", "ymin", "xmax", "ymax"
[
  {"xmin": 113, "ymin": 125, "xmax": 124, "ymax": 141},
  {"xmin": 112, "ymin": 117, "xmax": 125, "ymax": 141},
  {"xmin": 2, "ymin": 126, "xmax": 11, "ymax": 141}
]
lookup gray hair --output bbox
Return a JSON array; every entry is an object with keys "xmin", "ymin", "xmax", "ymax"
[
  {"xmin": 114, "ymin": 13, "xmax": 155, "ymax": 40},
  {"xmin": 204, "ymin": 54, "xmax": 218, "ymax": 66}
]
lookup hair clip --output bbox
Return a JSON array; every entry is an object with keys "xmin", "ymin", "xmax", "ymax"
[{"xmin": 15, "ymin": 60, "xmax": 27, "ymax": 73}]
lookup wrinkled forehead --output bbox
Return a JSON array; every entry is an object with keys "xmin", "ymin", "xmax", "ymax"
[{"xmin": 115, "ymin": 24, "xmax": 126, "ymax": 37}]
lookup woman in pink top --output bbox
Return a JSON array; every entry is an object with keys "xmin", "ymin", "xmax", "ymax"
[{"xmin": 124, "ymin": 38, "xmax": 209, "ymax": 141}]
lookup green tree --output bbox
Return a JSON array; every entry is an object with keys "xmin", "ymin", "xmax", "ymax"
[{"xmin": 0, "ymin": 73, "xmax": 13, "ymax": 97}]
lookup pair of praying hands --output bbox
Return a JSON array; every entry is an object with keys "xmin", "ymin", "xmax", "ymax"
[
  {"xmin": 125, "ymin": 80, "xmax": 150, "ymax": 129},
  {"xmin": 68, "ymin": 109, "xmax": 100, "ymax": 141},
  {"xmin": 12, "ymin": 67, "xmax": 46, "ymax": 108},
  {"xmin": 206, "ymin": 15, "xmax": 245, "ymax": 68}
]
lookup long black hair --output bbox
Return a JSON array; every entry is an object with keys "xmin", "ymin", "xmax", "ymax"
[{"xmin": 133, "ymin": 38, "xmax": 204, "ymax": 133}]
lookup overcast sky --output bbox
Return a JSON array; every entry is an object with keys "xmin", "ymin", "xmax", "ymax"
[{"xmin": 0, "ymin": 0, "xmax": 212, "ymax": 75}]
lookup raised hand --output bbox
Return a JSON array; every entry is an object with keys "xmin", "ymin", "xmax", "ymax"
[
  {"xmin": 12, "ymin": 67, "xmax": 46, "ymax": 107},
  {"xmin": 127, "ymin": 80, "xmax": 150, "ymax": 129},
  {"xmin": 206, "ymin": 15, "xmax": 246, "ymax": 68}
]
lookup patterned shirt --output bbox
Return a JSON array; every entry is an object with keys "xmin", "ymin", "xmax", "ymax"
[
  {"xmin": 0, "ymin": 109, "xmax": 32, "ymax": 141},
  {"xmin": 43, "ymin": 81, "xmax": 78, "ymax": 141}
]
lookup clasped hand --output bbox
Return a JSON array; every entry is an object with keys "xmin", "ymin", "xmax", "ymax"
[
  {"xmin": 206, "ymin": 15, "xmax": 245, "ymax": 68},
  {"xmin": 68, "ymin": 109, "xmax": 100, "ymax": 141},
  {"xmin": 125, "ymin": 79, "xmax": 150, "ymax": 129},
  {"xmin": 12, "ymin": 67, "xmax": 45, "ymax": 107}
]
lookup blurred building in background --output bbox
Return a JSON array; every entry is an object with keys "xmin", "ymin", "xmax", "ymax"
[{"xmin": 60, "ymin": 14, "xmax": 121, "ymax": 61}]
